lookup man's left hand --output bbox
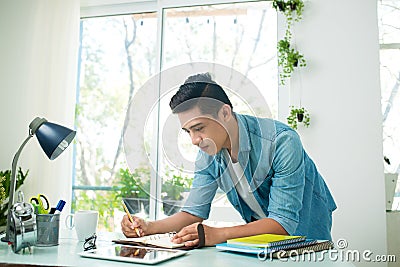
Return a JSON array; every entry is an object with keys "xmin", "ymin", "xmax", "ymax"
[{"xmin": 171, "ymin": 222, "xmax": 224, "ymax": 247}]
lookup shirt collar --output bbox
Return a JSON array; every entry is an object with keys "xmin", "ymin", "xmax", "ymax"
[
  {"xmin": 236, "ymin": 113, "xmax": 251, "ymax": 152},
  {"xmin": 213, "ymin": 113, "xmax": 251, "ymax": 163}
]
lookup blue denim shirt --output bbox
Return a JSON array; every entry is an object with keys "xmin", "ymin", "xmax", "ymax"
[{"xmin": 182, "ymin": 113, "xmax": 336, "ymax": 240}]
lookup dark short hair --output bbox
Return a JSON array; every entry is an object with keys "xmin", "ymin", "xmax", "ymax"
[{"xmin": 169, "ymin": 73, "xmax": 233, "ymax": 117}]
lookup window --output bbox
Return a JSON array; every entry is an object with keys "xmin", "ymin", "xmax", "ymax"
[
  {"xmin": 74, "ymin": 13, "xmax": 157, "ymax": 230},
  {"xmin": 74, "ymin": 0, "xmax": 277, "ymax": 231},
  {"xmin": 378, "ymin": 1, "xmax": 400, "ymax": 208}
]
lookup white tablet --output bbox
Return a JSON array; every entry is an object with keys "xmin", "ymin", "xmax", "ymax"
[{"xmin": 79, "ymin": 244, "xmax": 188, "ymax": 264}]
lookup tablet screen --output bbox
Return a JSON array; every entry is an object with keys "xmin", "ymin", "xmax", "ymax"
[{"xmin": 79, "ymin": 245, "xmax": 187, "ymax": 264}]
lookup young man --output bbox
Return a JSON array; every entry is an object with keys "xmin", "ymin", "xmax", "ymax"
[{"xmin": 121, "ymin": 73, "xmax": 336, "ymax": 247}]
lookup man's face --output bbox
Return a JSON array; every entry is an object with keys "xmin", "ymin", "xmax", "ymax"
[{"xmin": 178, "ymin": 106, "xmax": 229, "ymax": 156}]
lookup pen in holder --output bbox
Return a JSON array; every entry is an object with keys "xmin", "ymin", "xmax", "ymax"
[{"xmin": 36, "ymin": 213, "xmax": 60, "ymax": 246}]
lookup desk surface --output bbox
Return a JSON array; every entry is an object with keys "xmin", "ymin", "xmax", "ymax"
[{"xmin": 0, "ymin": 232, "xmax": 356, "ymax": 267}]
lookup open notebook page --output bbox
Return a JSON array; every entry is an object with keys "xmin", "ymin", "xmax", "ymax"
[{"xmin": 120, "ymin": 233, "xmax": 185, "ymax": 249}]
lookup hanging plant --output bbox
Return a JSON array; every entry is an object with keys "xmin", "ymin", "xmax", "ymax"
[
  {"xmin": 272, "ymin": 0, "xmax": 304, "ymax": 18},
  {"xmin": 272, "ymin": 0, "xmax": 304, "ymax": 42},
  {"xmin": 277, "ymin": 38, "xmax": 306, "ymax": 85},
  {"xmin": 273, "ymin": 0, "xmax": 310, "ymax": 129},
  {"xmin": 287, "ymin": 106, "xmax": 310, "ymax": 130}
]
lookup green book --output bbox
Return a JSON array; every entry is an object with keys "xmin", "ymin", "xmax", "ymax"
[{"xmin": 227, "ymin": 234, "xmax": 306, "ymax": 248}]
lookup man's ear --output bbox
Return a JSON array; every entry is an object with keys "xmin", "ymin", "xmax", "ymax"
[{"xmin": 219, "ymin": 104, "xmax": 232, "ymax": 121}]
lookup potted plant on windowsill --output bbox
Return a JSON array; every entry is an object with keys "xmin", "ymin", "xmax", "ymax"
[
  {"xmin": 287, "ymin": 106, "xmax": 310, "ymax": 130},
  {"xmin": 0, "ymin": 168, "xmax": 29, "ymax": 231},
  {"xmin": 162, "ymin": 170, "xmax": 192, "ymax": 216},
  {"xmin": 113, "ymin": 167, "xmax": 150, "ymax": 215},
  {"xmin": 277, "ymin": 38, "xmax": 306, "ymax": 85}
]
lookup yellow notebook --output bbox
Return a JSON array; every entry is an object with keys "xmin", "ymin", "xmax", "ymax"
[{"xmin": 227, "ymin": 234, "xmax": 306, "ymax": 248}]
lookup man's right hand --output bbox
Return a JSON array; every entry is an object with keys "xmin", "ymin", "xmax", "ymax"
[
  {"xmin": 121, "ymin": 211, "xmax": 203, "ymax": 238},
  {"xmin": 121, "ymin": 214, "xmax": 150, "ymax": 237}
]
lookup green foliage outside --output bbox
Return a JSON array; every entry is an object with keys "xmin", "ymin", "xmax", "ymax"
[
  {"xmin": 72, "ymin": 189, "xmax": 119, "ymax": 231},
  {"xmin": 73, "ymin": 166, "xmax": 151, "ymax": 231},
  {"xmin": 72, "ymin": 166, "xmax": 194, "ymax": 230},
  {"xmin": 162, "ymin": 167, "xmax": 192, "ymax": 201},
  {"xmin": 113, "ymin": 167, "xmax": 150, "ymax": 199},
  {"xmin": 0, "ymin": 168, "xmax": 29, "ymax": 227}
]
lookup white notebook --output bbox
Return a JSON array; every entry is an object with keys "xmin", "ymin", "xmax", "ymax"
[{"xmin": 115, "ymin": 233, "xmax": 185, "ymax": 249}]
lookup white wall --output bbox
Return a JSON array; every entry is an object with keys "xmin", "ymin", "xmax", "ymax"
[
  {"xmin": 0, "ymin": 1, "xmax": 79, "ymax": 214},
  {"xmin": 279, "ymin": 0, "xmax": 387, "ymax": 265}
]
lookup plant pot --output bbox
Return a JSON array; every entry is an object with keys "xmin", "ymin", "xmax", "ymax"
[
  {"xmin": 289, "ymin": 2, "xmax": 298, "ymax": 11},
  {"xmin": 297, "ymin": 112, "xmax": 304, "ymax": 122},
  {"xmin": 293, "ymin": 58, "xmax": 299, "ymax": 67},
  {"xmin": 162, "ymin": 200, "xmax": 183, "ymax": 216},
  {"xmin": 123, "ymin": 198, "xmax": 149, "ymax": 215},
  {"xmin": 277, "ymin": 1, "xmax": 286, "ymax": 12}
]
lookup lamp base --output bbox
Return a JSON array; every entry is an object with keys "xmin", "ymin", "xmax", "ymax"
[
  {"xmin": 1, "ymin": 235, "xmax": 9, "ymax": 242},
  {"xmin": 1, "ymin": 223, "xmax": 9, "ymax": 242}
]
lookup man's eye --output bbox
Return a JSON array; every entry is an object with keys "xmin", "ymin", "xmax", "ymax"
[{"xmin": 194, "ymin": 127, "xmax": 204, "ymax": 131}]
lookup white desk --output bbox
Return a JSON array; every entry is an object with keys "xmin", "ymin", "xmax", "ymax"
[{"xmin": 0, "ymin": 232, "xmax": 356, "ymax": 267}]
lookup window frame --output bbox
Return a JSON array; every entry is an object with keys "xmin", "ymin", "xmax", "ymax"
[{"xmin": 75, "ymin": 0, "xmax": 276, "ymax": 223}]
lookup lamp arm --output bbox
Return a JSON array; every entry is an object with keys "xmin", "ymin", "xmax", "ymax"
[{"xmin": 2, "ymin": 134, "xmax": 33, "ymax": 242}]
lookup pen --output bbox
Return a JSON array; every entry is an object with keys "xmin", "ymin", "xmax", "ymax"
[
  {"xmin": 55, "ymin": 200, "xmax": 66, "ymax": 214},
  {"xmin": 121, "ymin": 200, "xmax": 141, "ymax": 237},
  {"xmin": 49, "ymin": 200, "xmax": 66, "ymax": 214}
]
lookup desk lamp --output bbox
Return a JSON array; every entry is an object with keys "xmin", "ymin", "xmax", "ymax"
[{"xmin": 1, "ymin": 117, "xmax": 76, "ymax": 242}]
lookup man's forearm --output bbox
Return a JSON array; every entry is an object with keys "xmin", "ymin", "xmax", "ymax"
[
  {"xmin": 218, "ymin": 218, "xmax": 288, "ymax": 242},
  {"xmin": 147, "ymin": 211, "xmax": 203, "ymax": 235}
]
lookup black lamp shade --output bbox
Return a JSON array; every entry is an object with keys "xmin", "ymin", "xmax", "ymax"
[{"xmin": 35, "ymin": 122, "xmax": 76, "ymax": 160}]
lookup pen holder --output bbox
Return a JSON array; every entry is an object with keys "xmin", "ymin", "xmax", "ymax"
[{"xmin": 36, "ymin": 213, "xmax": 60, "ymax": 246}]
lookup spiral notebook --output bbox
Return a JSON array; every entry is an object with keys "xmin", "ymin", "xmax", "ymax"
[
  {"xmin": 216, "ymin": 239, "xmax": 334, "ymax": 258},
  {"xmin": 113, "ymin": 233, "xmax": 185, "ymax": 249},
  {"xmin": 270, "ymin": 240, "xmax": 334, "ymax": 258},
  {"xmin": 227, "ymin": 234, "xmax": 306, "ymax": 248}
]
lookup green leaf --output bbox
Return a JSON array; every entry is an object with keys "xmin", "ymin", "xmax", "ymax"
[
  {"xmin": 287, "ymin": 106, "xmax": 311, "ymax": 129},
  {"xmin": 0, "ymin": 167, "xmax": 29, "ymax": 227}
]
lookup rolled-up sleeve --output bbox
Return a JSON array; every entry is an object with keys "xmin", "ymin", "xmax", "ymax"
[{"xmin": 267, "ymin": 130, "xmax": 305, "ymax": 235}]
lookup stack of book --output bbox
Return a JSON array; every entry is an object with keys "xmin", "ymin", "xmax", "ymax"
[{"xmin": 216, "ymin": 234, "xmax": 334, "ymax": 259}]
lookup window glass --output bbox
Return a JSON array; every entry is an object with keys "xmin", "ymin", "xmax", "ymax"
[
  {"xmin": 74, "ymin": 1, "xmax": 277, "ymax": 229},
  {"xmin": 378, "ymin": 1, "xmax": 400, "ymax": 209},
  {"xmin": 160, "ymin": 1, "xmax": 276, "ymax": 222},
  {"xmin": 379, "ymin": 1, "xmax": 400, "ymax": 44},
  {"xmin": 74, "ymin": 13, "xmax": 157, "ymax": 230},
  {"xmin": 163, "ymin": 2, "xmax": 277, "ymax": 116}
]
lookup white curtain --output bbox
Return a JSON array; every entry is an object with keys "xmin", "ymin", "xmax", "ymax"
[{"xmin": 0, "ymin": 0, "xmax": 80, "ymax": 215}]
